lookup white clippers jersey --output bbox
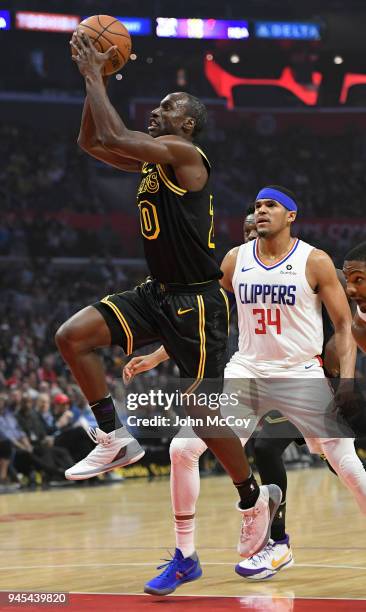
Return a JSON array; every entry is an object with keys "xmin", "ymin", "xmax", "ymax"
[{"xmin": 232, "ymin": 238, "xmax": 323, "ymax": 367}]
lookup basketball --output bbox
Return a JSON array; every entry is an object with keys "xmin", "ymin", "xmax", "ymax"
[{"xmin": 72, "ymin": 15, "xmax": 132, "ymax": 75}]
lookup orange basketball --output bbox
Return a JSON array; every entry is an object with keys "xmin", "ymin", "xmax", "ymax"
[{"xmin": 72, "ymin": 15, "xmax": 132, "ymax": 75}]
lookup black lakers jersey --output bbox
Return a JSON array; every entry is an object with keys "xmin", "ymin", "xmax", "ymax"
[{"xmin": 136, "ymin": 146, "xmax": 222, "ymax": 284}]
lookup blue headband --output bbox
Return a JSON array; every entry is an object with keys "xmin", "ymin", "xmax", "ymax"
[{"xmin": 256, "ymin": 188, "xmax": 297, "ymax": 212}]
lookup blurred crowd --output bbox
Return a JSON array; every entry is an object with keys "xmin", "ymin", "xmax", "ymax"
[
  {"xmin": 1, "ymin": 120, "xmax": 366, "ymax": 262},
  {"xmin": 210, "ymin": 124, "xmax": 366, "ymax": 218},
  {"xmin": 0, "ymin": 387, "xmax": 96, "ymax": 491},
  {"xmin": 0, "ymin": 123, "xmax": 96, "ymax": 215}
]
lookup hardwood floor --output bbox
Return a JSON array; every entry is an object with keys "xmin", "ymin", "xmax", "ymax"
[{"xmin": 0, "ymin": 469, "xmax": 365, "ymax": 601}]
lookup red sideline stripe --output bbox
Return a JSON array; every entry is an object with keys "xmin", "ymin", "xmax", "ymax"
[{"xmin": 6, "ymin": 594, "xmax": 365, "ymax": 612}]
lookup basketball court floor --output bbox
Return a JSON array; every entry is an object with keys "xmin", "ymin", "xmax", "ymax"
[{"xmin": 0, "ymin": 469, "xmax": 365, "ymax": 611}]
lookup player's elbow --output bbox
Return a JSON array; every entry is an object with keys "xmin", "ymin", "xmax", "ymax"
[
  {"xmin": 77, "ymin": 135, "xmax": 95, "ymax": 153},
  {"xmin": 334, "ymin": 315, "xmax": 352, "ymax": 335},
  {"xmin": 98, "ymin": 132, "xmax": 121, "ymax": 151}
]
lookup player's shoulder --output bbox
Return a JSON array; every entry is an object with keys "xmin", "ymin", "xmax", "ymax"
[
  {"xmin": 227, "ymin": 245, "xmax": 241, "ymax": 259},
  {"xmin": 222, "ymin": 245, "xmax": 240, "ymax": 264},
  {"xmin": 307, "ymin": 247, "xmax": 334, "ymax": 266},
  {"xmin": 156, "ymin": 135, "xmax": 205, "ymax": 165},
  {"xmin": 306, "ymin": 248, "xmax": 338, "ymax": 285},
  {"xmin": 156, "ymin": 135, "xmax": 199, "ymax": 152}
]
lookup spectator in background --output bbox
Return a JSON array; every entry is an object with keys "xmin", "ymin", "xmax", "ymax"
[
  {"xmin": 0, "ymin": 393, "xmax": 57, "ymax": 486},
  {"xmin": 37, "ymin": 392, "xmax": 55, "ymax": 431},
  {"xmin": 8, "ymin": 388, "xmax": 22, "ymax": 412},
  {"xmin": 50, "ymin": 394, "xmax": 94, "ymax": 463},
  {"xmin": 38, "ymin": 356, "xmax": 57, "ymax": 385},
  {"xmin": 16, "ymin": 393, "xmax": 73, "ymax": 482},
  {"xmin": 0, "ymin": 433, "xmax": 13, "ymax": 489}
]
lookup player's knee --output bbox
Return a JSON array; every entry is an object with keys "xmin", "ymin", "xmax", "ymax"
[
  {"xmin": 55, "ymin": 320, "xmax": 83, "ymax": 356},
  {"xmin": 322, "ymin": 440, "xmax": 366, "ymax": 499},
  {"xmin": 169, "ymin": 437, "xmax": 205, "ymax": 467},
  {"xmin": 329, "ymin": 451, "xmax": 366, "ymax": 492},
  {"xmin": 338, "ymin": 454, "xmax": 363, "ymax": 482}
]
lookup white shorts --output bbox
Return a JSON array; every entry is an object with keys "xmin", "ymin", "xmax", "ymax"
[{"xmin": 222, "ymin": 353, "xmax": 354, "ymax": 453}]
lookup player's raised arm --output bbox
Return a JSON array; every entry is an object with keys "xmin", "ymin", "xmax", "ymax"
[
  {"xmin": 71, "ymin": 32, "xmax": 204, "ymax": 171},
  {"xmin": 77, "ymin": 95, "xmax": 142, "ymax": 172},
  {"xmin": 71, "ymin": 33, "xmax": 141, "ymax": 172},
  {"xmin": 307, "ymin": 249, "xmax": 356, "ymax": 378}
]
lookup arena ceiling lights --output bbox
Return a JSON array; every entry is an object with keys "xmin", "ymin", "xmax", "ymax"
[
  {"xmin": 156, "ymin": 18, "xmax": 249, "ymax": 40},
  {"xmin": 14, "ymin": 12, "xmax": 151, "ymax": 35},
  {"xmin": 11, "ymin": 12, "xmax": 322, "ymax": 42},
  {"xmin": 254, "ymin": 21, "xmax": 321, "ymax": 40},
  {"xmin": 15, "ymin": 12, "xmax": 80, "ymax": 32},
  {"xmin": 0, "ymin": 10, "xmax": 11, "ymax": 30}
]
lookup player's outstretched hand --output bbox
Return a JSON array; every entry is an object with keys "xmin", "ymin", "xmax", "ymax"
[
  {"xmin": 70, "ymin": 31, "xmax": 117, "ymax": 78},
  {"xmin": 335, "ymin": 381, "xmax": 362, "ymax": 419},
  {"xmin": 123, "ymin": 354, "xmax": 160, "ymax": 385}
]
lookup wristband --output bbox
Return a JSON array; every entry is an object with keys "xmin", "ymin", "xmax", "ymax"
[{"xmin": 357, "ymin": 305, "xmax": 366, "ymax": 322}]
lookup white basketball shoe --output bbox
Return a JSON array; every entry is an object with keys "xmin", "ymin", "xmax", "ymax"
[
  {"xmin": 65, "ymin": 427, "xmax": 145, "ymax": 480},
  {"xmin": 235, "ymin": 535, "xmax": 294, "ymax": 580},
  {"xmin": 237, "ymin": 484, "xmax": 282, "ymax": 558}
]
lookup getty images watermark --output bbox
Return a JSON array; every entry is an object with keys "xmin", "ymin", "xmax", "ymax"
[{"xmin": 124, "ymin": 389, "xmax": 252, "ymax": 430}]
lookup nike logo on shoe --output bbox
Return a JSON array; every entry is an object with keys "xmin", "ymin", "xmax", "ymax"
[
  {"xmin": 177, "ymin": 308, "xmax": 194, "ymax": 315},
  {"xmin": 304, "ymin": 364, "xmax": 315, "ymax": 369},
  {"xmin": 271, "ymin": 551, "xmax": 291, "ymax": 569},
  {"xmin": 176, "ymin": 563, "xmax": 197, "ymax": 580},
  {"xmin": 241, "ymin": 267, "xmax": 255, "ymax": 273}
]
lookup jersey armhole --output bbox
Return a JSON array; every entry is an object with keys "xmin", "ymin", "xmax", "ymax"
[
  {"xmin": 232, "ymin": 245, "xmax": 244, "ymax": 290},
  {"xmin": 302, "ymin": 246, "xmax": 318, "ymax": 296}
]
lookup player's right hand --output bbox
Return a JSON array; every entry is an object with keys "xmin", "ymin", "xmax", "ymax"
[
  {"xmin": 70, "ymin": 31, "xmax": 117, "ymax": 78},
  {"xmin": 122, "ymin": 354, "xmax": 159, "ymax": 385}
]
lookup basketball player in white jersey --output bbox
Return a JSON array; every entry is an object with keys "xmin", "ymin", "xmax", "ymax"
[
  {"xmin": 125, "ymin": 185, "xmax": 366, "ymax": 594},
  {"xmin": 344, "ymin": 242, "xmax": 366, "ymax": 352}
]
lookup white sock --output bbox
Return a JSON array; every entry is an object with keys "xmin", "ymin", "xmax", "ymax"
[{"xmin": 174, "ymin": 517, "xmax": 196, "ymax": 558}]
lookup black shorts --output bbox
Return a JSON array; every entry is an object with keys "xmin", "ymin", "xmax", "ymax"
[
  {"xmin": 258, "ymin": 410, "xmax": 306, "ymax": 446},
  {"xmin": 93, "ymin": 279, "xmax": 229, "ymax": 379}
]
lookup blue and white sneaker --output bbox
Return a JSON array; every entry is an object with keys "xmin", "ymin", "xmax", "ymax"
[
  {"xmin": 144, "ymin": 548, "xmax": 202, "ymax": 595},
  {"xmin": 235, "ymin": 534, "xmax": 294, "ymax": 580}
]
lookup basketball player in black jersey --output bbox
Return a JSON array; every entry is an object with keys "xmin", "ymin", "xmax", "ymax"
[{"xmin": 56, "ymin": 30, "xmax": 281, "ymax": 574}]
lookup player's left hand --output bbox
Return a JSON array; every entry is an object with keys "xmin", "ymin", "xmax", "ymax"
[
  {"xmin": 334, "ymin": 380, "xmax": 361, "ymax": 419},
  {"xmin": 70, "ymin": 31, "xmax": 117, "ymax": 78},
  {"xmin": 122, "ymin": 354, "xmax": 161, "ymax": 386}
]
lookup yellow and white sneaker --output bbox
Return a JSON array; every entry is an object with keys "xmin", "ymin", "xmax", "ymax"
[{"xmin": 235, "ymin": 535, "xmax": 294, "ymax": 580}]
